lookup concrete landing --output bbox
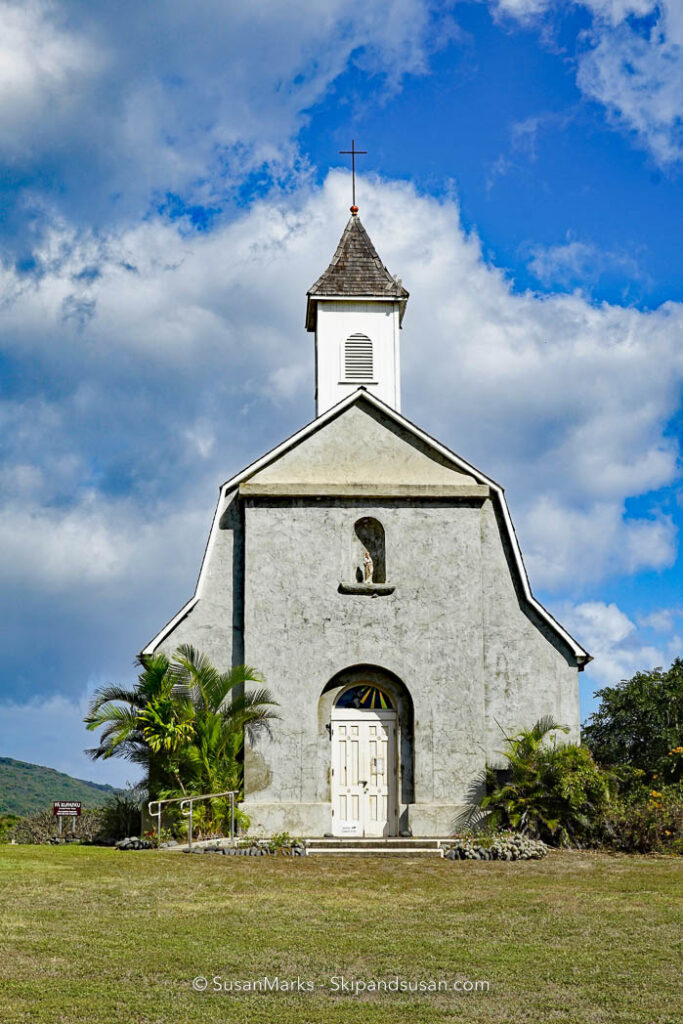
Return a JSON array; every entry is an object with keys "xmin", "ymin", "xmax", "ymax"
[{"xmin": 305, "ymin": 837, "xmax": 448, "ymax": 857}]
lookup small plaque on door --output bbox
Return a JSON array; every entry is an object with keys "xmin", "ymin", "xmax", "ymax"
[{"xmin": 371, "ymin": 757, "xmax": 385, "ymax": 774}]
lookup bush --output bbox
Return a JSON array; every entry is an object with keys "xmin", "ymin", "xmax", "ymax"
[
  {"xmin": 11, "ymin": 807, "xmax": 105, "ymax": 844},
  {"xmin": 457, "ymin": 717, "xmax": 615, "ymax": 846},
  {"xmin": 152, "ymin": 794, "xmax": 250, "ymax": 841},
  {"xmin": 598, "ymin": 783, "xmax": 683, "ymax": 854},
  {"xmin": 99, "ymin": 785, "xmax": 146, "ymax": 842},
  {"xmin": 10, "ymin": 789, "xmax": 147, "ymax": 846},
  {"xmin": 269, "ymin": 831, "xmax": 302, "ymax": 850},
  {"xmin": 233, "ymin": 834, "xmax": 304, "ymax": 855},
  {"xmin": 0, "ymin": 814, "xmax": 20, "ymax": 842}
]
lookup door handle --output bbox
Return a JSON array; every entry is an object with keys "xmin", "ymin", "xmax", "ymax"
[{"xmin": 359, "ymin": 779, "xmax": 368, "ymax": 789}]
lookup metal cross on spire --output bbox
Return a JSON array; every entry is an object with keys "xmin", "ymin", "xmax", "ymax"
[{"xmin": 339, "ymin": 139, "xmax": 367, "ymax": 215}]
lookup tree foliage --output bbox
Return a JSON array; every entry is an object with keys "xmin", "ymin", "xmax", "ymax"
[
  {"xmin": 456, "ymin": 717, "xmax": 614, "ymax": 845},
  {"xmin": 582, "ymin": 658, "xmax": 683, "ymax": 782},
  {"xmin": 84, "ymin": 646, "xmax": 278, "ymax": 834}
]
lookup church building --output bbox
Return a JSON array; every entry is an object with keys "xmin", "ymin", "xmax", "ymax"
[{"xmin": 143, "ymin": 204, "xmax": 590, "ymax": 838}]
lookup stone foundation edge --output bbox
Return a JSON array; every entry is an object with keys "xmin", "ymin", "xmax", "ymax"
[{"xmin": 240, "ymin": 801, "xmax": 467, "ymax": 837}]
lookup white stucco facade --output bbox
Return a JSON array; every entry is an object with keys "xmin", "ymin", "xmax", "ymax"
[{"xmin": 145, "ymin": 392, "xmax": 589, "ymax": 837}]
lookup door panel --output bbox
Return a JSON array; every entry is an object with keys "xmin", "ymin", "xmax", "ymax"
[{"xmin": 331, "ymin": 712, "xmax": 396, "ymax": 837}]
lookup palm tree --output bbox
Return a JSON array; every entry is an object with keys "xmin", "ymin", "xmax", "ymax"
[
  {"xmin": 84, "ymin": 646, "xmax": 277, "ymax": 809},
  {"xmin": 481, "ymin": 716, "xmax": 570, "ymax": 837},
  {"xmin": 85, "ymin": 653, "xmax": 174, "ymax": 794},
  {"xmin": 455, "ymin": 717, "xmax": 575, "ymax": 840},
  {"xmin": 167, "ymin": 646, "xmax": 278, "ymax": 813},
  {"xmin": 455, "ymin": 716, "xmax": 616, "ymax": 844}
]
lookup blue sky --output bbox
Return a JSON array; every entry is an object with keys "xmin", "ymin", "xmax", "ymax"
[{"xmin": 0, "ymin": 0, "xmax": 681, "ymax": 787}]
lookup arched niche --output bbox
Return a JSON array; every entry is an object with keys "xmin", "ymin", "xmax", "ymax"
[{"xmin": 354, "ymin": 516, "xmax": 386, "ymax": 584}]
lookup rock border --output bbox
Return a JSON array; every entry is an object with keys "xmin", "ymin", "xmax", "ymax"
[{"xmin": 443, "ymin": 834, "xmax": 548, "ymax": 861}]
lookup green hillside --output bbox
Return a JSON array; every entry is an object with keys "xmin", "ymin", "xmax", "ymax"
[{"xmin": 0, "ymin": 758, "xmax": 119, "ymax": 816}]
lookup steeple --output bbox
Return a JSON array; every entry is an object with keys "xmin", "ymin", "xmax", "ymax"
[{"xmin": 306, "ymin": 215, "xmax": 409, "ymax": 416}]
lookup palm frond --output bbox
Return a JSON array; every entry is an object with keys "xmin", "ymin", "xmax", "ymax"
[
  {"xmin": 530, "ymin": 716, "xmax": 569, "ymax": 743},
  {"xmin": 451, "ymin": 803, "xmax": 493, "ymax": 833}
]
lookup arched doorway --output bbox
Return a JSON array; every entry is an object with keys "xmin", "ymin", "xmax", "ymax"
[{"xmin": 330, "ymin": 684, "xmax": 397, "ymax": 837}]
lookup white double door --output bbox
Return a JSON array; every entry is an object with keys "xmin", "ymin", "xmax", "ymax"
[{"xmin": 331, "ymin": 709, "xmax": 397, "ymax": 837}]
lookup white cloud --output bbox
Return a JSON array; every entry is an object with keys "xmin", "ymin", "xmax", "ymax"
[
  {"xmin": 0, "ymin": 1, "xmax": 98, "ymax": 145},
  {"xmin": 637, "ymin": 608, "xmax": 676, "ymax": 632},
  {"xmin": 494, "ymin": 0, "xmax": 656, "ymax": 19},
  {"xmin": 490, "ymin": 0, "xmax": 683, "ymax": 166},
  {"xmin": 0, "ymin": 490, "xmax": 206, "ymax": 591},
  {"xmin": 527, "ymin": 238, "xmax": 643, "ymax": 288},
  {"xmin": 578, "ymin": 2, "xmax": 683, "ymax": 166},
  {"xmin": 491, "ymin": 0, "xmax": 553, "ymax": 19},
  {"xmin": 522, "ymin": 499, "xmax": 676, "ymax": 588},
  {"xmin": 567, "ymin": 599, "xmax": 636, "ymax": 646},
  {"xmin": 0, "ymin": 0, "xmax": 438, "ymax": 231},
  {"xmin": 561, "ymin": 599, "xmax": 677, "ymax": 691}
]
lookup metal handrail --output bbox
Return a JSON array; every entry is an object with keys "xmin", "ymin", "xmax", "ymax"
[{"xmin": 148, "ymin": 791, "xmax": 237, "ymax": 851}]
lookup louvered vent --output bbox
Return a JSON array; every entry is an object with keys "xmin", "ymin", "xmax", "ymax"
[{"xmin": 344, "ymin": 333, "xmax": 373, "ymax": 380}]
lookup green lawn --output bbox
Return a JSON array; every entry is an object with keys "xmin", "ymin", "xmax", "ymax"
[{"xmin": 0, "ymin": 846, "xmax": 680, "ymax": 1024}]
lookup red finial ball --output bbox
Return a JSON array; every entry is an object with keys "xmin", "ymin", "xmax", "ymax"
[{"xmin": 350, "ymin": 205, "xmax": 359, "ymax": 215}]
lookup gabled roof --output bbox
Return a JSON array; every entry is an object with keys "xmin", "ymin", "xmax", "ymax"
[
  {"xmin": 306, "ymin": 215, "xmax": 409, "ymax": 331},
  {"xmin": 142, "ymin": 388, "xmax": 591, "ymax": 667}
]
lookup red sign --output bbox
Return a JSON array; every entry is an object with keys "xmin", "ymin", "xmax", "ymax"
[{"xmin": 53, "ymin": 801, "xmax": 82, "ymax": 816}]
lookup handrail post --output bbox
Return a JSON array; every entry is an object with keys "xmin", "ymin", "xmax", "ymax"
[{"xmin": 147, "ymin": 800, "xmax": 162, "ymax": 847}]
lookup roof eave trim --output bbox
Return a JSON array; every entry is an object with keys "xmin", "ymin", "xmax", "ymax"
[
  {"xmin": 141, "ymin": 597, "xmax": 199, "ymax": 657},
  {"xmin": 140, "ymin": 483, "xmax": 232, "ymax": 655},
  {"xmin": 305, "ymin": 292, "xmax": 408, "ymax": 332}
]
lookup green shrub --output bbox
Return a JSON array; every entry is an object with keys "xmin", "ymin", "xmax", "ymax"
[
  {"xmin": 141, "ymin": 825, "xmax": 176, "ymax": 847},
  {"xmin": 235, "ymin": 833, "xmax": 303, "ymax": 854},
  {"xmin": 157, "ymin": 795, "xmax": 249, "ymax": 840},
  {"xmin": 270, "ymin": 831, "xmax": 301, "ymax": 849},
  {"xmin": 0, "ymin": 814, "xmax": 20, "ymax": 842},
  {"xmin": 457, "ymin": 717, "xmax": 615, "ymax": 846},
  {"xmin": 99, "ymin": 785, "xmax": 145, "ymax": 841},
  {"xmin": 598, "ymin": 783, "xmax": 683, "ymax": 854},
  {"xmin": 85, "ymin": 646, "xmax": 277, "ymax": 817}
]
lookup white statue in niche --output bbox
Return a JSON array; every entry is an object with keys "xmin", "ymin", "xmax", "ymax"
[{"xmin": 363, "ymin": 549, "xmax": 374, "ymax": 583}]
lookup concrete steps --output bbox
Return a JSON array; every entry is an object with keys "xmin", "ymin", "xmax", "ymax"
[
  {"xmin": 159, "ymin": 836, "xmax": 453, "ymax": 858},
  {"xmin": 305, "ymin": 837, "xmax": 447, "ymax": 857}
]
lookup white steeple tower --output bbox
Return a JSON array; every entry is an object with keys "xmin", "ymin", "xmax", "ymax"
[{"xmin": 305, "ymin": 211, "xmax": 409, "ymax": 416}]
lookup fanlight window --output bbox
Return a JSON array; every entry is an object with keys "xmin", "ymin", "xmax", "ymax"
[
  {"xmin": 336, "ymin": 685, "xmax": 393, "ymax": 710},
  {"xmin": 344, "ymin": 333, "xmax": 373, "ymax": 381}
]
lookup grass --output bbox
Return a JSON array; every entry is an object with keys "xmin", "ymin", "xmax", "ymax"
[{"xmin": 0, "ymin": 846, "xmax": 680, "ymax": 1024}]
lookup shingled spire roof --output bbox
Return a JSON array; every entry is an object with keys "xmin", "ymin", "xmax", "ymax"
[{"xmin": 305, "ymin": 215, "xmax": 409, "ymax": 331}]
